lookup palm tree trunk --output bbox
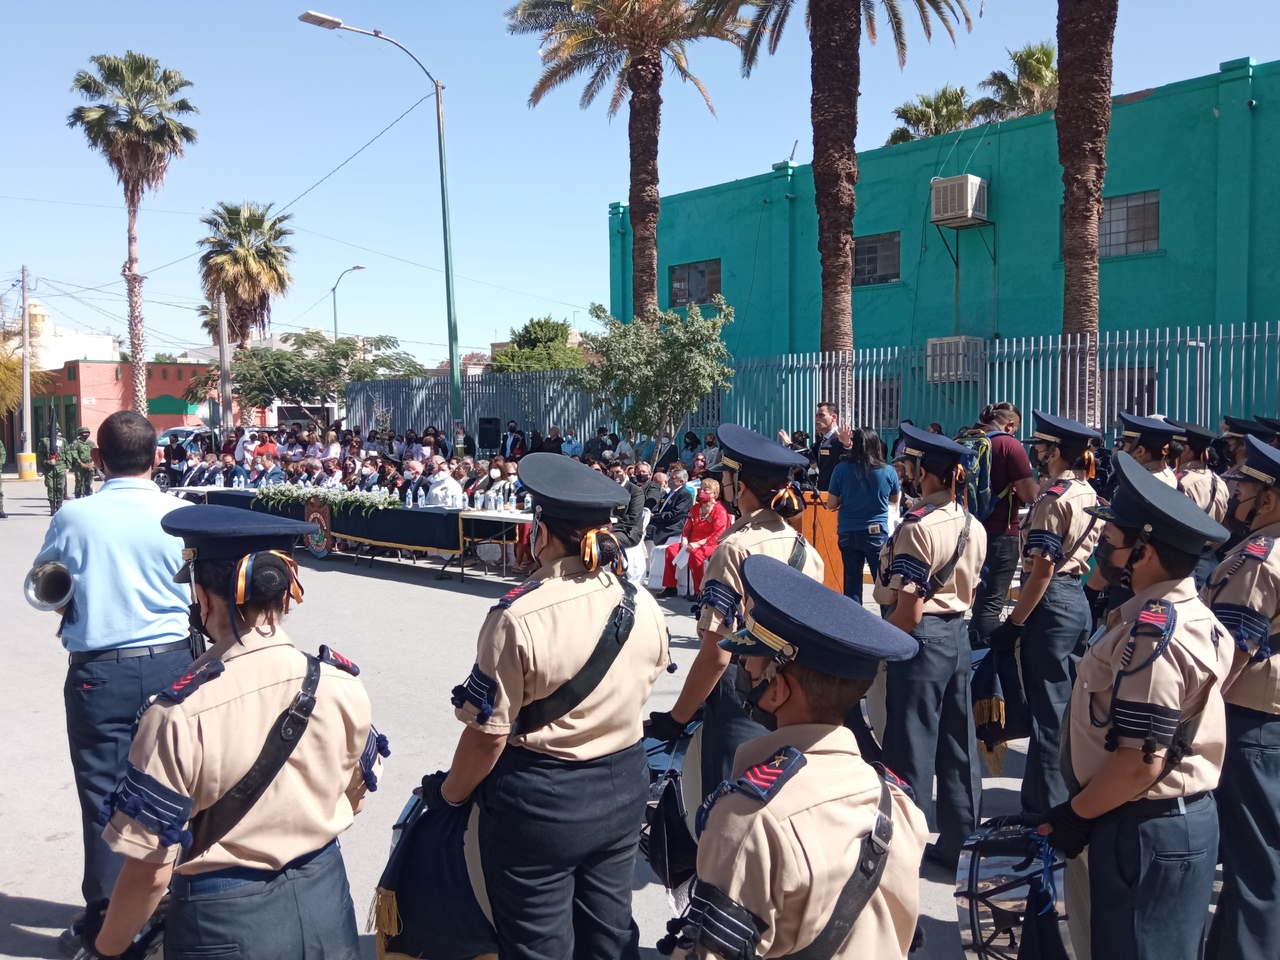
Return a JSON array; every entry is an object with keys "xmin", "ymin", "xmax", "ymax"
[
  {"xmin": 1056, "ymin": 0, "xmax": 1118, "ymax": 425},
  {"xmin": 122, "ymin": 196, "xmax": 148, "ymax": 415},
  {"xmin": 628, "ymin": 52, "xmax": 663, "ymax": 322}
]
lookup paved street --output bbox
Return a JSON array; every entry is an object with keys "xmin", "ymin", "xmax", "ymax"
[{"xmin": 0, "ymin": 479, "xmax": 1026, "ymax": 959}]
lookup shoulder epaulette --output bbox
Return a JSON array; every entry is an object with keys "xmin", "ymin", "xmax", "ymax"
[
  {"xmin": 734, "ymin": 745, "xmax": 806, "ymax": 802},
  {"xmin": 318, "ymin": 645, "xmax": 360, "ymax": 676},
  {"xmin": 1244, "ymin": 535, "xmax": 1276, "ymax": 561},
  {"xmin": 872, "ymin": 761, "xmax": 915, "ymax": 803},
  {"xmin": 1048, "ymin": 482, "xmax": 1069, "ymax": 497},
  {"xmin": 903, "ymin": 503, "xmax": 936, "ymax": 523},
  {"xmin": 491, "ymin": 579, "xmax": 542, "ymax": 613},
  {"xmin": 156, "ymin": 659, "xmax": 225, "ymax": 705}
]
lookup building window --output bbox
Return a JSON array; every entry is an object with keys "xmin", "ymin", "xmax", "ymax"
[
  {"xmin": 177, "ymin": 368, "xmax": 184, "ymax": 381},
  {"xmin": 669, "ymin": 259, "xmax": 722, "ymax": 307},
  {"xmin": 162, "ymin": 368, "xmax": 169, "ymax": 380},
  {"xmin": 147, "ymin": 367, "xmax": 153, "ymax": 380},
  {"xmin": 1062, "ymin": 191, "xmax": 1160, "ymax": 258},
  {"xmin": 66, "ymin": 365, "xmax": 76, "ymax": 381},
  {"xmin": 853, "ymin": 232, "xmax": 901, "ymax": 287},
  {"xmin": 115, "ymin": 367, "xmax": 121, "ymax": 380}
]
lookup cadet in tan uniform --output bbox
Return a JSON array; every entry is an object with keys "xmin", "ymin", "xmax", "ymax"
[
  {"xmin": 1039, "ymin": 452, "xmax": 1231, "ymax": 960},
  {"xmin": 660, "ymin": 554, "xmax": 926, "ymax": 960},
  {"xmin": 428, "ymin": 453, "xmax": 669, "ymax": 960},
  {"xmin": 81, "ymin": 506, "xmax": 382, "ymax": 960},
  {"xmin": 647, "ymin": 424, "xmax": 823, "ymax": 791},
  {"xmin": 1168, "ymin": 419, "xmax": 1230, "ymax": 587},
  {"xmin": 988, "ymin": 411, "xmax": 1102, "ymax": 816},
  {"xmin": 1218, "ymin": 416, "xmax": 1276, "ymax": 496},
  {"xmin": 1202, "ymin": 437, "xmax": 1280, "ymax": 960},
  {"xmin": 874, "ymin": 422, "xmax": 987, "ymax": 867}
]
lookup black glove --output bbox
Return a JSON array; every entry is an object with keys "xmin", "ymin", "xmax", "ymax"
[
  {"xmin": 420, "ymin": 770, "xmax": 469, "ymax": 812},
  {"xmin": 986, "ymin": 618, "xmax": 1023, "ymax": 653},
  {"xmin": 1039, "ymin": 800, "xmax": 1095, "ymax": 859},
  {"xmin": 646, "ymin": 710, "xmax": 689, "ymax": 743}
]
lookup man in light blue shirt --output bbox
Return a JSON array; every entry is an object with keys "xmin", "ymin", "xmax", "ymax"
[
  {"xmin": 32, "ymin": 410, "xmax": 195, "ymax": 941},
  {"xmin": 561, "ymin": 428, "xmax": 583, "ymax": 459}
]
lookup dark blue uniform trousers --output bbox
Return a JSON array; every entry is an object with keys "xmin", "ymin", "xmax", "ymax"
[
  {"xmin": 1205, "ymin": 705, "xmax": 1280, "ymax": 960},
  {"xmin": 63, "ymin": 646, "xmax": 192, "ymax": 904},
  {"xmin": 166, "ymin": 840, "xmax": 358, "ymax": 959},
  {"xmin": 969, "ymin": 534, "xmax": 1021, "ymax": 648},
  {"xmin": 1018, "ymin": 576, "xmax": 1090, "ymax": 816},
  {"xmin": 1088, "ymin": 792, "xmax": 1217, "ymax": 960},
  {"xmin": 882, "ymin": 613, "xmax": 981, "ymax": 857},
  {"xmin": 478, "ymin": 741, "xmax": 649, "ymax": 960},
  {"xmin": 700, "ymin": 662, "xmax": 767, "ymax": 790}
]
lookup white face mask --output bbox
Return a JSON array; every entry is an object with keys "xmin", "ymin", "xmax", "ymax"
[
  {"xmin": 361, "ymin": 466, "xmax": 372, "ymax": 476},
  {"xmin": 490, "ymin": 468, "xmax": 501, "ymax": 479},
  {"xmin": 254, "ymin": 462, "xmax": 264, "ymax": 470}
]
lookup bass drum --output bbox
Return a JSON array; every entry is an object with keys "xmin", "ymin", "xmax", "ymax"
[
  {"xmin": 371, "ymin": 795, "xmax": 497, "ymax": 960},
  {"xmin": 639, "ymin": 723, "xmax": 704, "ymax": 891}
]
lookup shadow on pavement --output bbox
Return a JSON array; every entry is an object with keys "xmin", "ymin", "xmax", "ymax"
[{"xmin": 0, "ymin": 893, "xmax": 80, "ymax": 960}]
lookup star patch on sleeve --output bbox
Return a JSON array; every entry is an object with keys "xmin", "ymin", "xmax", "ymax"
[{"xmin": 734, "ymin": 745, "xmax": 806, "ymax": 802}]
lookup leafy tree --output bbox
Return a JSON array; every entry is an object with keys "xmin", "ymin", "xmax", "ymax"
[
  {"xmin": 67, "ymin": 51, "xmax": 198, "ymax": 414},
  {"xmin": 437, "ymin": 352, "xmax": 492, "ymax": 373},
  {"xmin": 1057, "ymin": 2, "xmax": 1118, "ymax": 424},
  {"xmin": 971, "ymin": 41, "xmax": 1058, "ymax": 122},
  {"xmin": 197, "ymin": 201, "xmax": 295, "ymax": 346},
  {"xmin": 0, "ymin": 341, "xmax": 51, "ymax": 417},
  {"xmin": 703, "ymin": 0, "xmax": 970, "ymax": 354},
  {"xmin": 184, "ymin": 332, "xmax": 428, "ymax": 412},
  {"xmin": 506, "ymin": 1, "xmax": 748, "ymax": 320},
  {"xmin": 886, "ymin": 84, "xmax": 978, "ymax": 144},
  {"xmin": 153, "ymin": 352, "xmax": 177, "ymax": 363},
  {"xmin": 490, "ymin": 317, "xmax": 584, "ymax": 372},
  {"xmin": 574, "ymin": 296, "xmax": 733, "ymax": 462}
]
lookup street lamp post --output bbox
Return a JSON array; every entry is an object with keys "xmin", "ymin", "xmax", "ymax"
[
  {"xmin": 300, "ymin": 11, "xmax": 464, "ymax": 427},
  {"xmin": 331, "ymin": 264, "xmax": 366, "ymax": 342}
]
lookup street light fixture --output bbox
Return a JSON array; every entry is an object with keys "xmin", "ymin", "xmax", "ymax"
[
  {"xmin": 331, "ymin": 264, "xmax": 366, "ymax": 342},
  {"xmin": 299, "ymin": 10, "xmax": 463, "ymax": 426}
]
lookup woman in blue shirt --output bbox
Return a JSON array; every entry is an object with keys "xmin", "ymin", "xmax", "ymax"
[{"xmin": 825, "ymin": 427, "xmax": 900, "ymax": 603}]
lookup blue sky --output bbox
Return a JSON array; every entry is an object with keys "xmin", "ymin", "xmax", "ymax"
[{"xmin": 3, "ymin": 1, "xmax": 1278, "ymax": 366}]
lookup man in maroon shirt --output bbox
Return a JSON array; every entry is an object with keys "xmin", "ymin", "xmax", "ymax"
[{"xmin": 967, "ymin": 403, "xmax": 1041, "ymax": 648}]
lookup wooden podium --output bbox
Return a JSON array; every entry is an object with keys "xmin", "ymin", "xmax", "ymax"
[{"xmin": 788, "ymin": 492, "xmax": 847, "ymax": 593}]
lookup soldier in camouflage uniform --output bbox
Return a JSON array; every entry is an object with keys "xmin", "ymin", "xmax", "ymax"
[
  {"xmin": 66, "ymin": 427, "xmax": 97, "ymax": 498},
  {"xmin": 39, "ymin": 424, "xmax": 67, "ymax": 515}
]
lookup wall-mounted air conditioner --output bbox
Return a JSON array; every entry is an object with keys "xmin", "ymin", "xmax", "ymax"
[
  {"xmin": 930, "ymin": 174, "xmax": 989, "ymax": 228},
  {"xmin": 926, "ymin": 335, "xmax": 986, "ymax": 384}
]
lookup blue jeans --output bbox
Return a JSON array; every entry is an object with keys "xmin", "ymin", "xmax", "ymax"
[{"xmin": 838, "ymin": 529, "xmax": 887, "ymax": 604}]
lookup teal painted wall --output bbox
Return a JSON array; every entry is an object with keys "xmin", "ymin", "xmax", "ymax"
[{"xmin": 610, "ymin": 58, "xmax": 1280, "ymax": 358}]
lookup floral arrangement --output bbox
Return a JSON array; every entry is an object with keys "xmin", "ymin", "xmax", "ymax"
[{"xmin": 254, "ymin": 483, "xmax": 402, "ymax": 516}]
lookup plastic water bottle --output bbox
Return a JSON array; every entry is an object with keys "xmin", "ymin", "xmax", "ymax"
[
  {"xmin": 417, "ymin": 488, "xmax": 428, "ymax": 508},
  {"xmin": 213, "ymin": 471, "xmax": 223, "ymax": 488},
  {"xmin": 483, "ymin": 489, "xmax": 495, "ymax": 512},
  {"xmin": 507, "ymin": 488, "xmax": 517, "ymax": 512}
]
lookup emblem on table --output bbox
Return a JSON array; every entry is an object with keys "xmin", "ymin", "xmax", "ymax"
[{"xmin": 304, "ymin": 499, "xmax": 331, "ymax": 559}]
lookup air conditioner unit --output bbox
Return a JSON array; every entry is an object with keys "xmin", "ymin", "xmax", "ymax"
[
  {"xmin": 925, "ymin": 336, "xmax": 986, "ymax": 384},
  {"xmin": 930, "ymin": 174, "xmax": 989, "ymax": 228}
]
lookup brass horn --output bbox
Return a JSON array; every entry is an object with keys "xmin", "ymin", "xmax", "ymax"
[{"xmin": 25, "ymin": 562, "xmax": 74, "ymax": 612}]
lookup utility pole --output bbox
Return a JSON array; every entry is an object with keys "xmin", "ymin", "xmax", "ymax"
[
  {"xmin": 20, "ymin": 265, "xmax": 31, "ymax": 454},
  {"xmin": 216, "ymin": 292, "xmax": 234, "ymax": 435}
]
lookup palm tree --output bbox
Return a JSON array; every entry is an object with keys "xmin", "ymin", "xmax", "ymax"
[
  {"xmin": 196, "ymin": 202, "xmax": 295, "ymax": 346},
  {"xmin": 68, "ymin": 51, "xmax": 198, "ymax": 414},
  {"xmin": 506, "ymin": 1, "xmax": 747, "ymax": 321},
  {"xmin": 886, "ymin": 84, "xmax": 978, "ymax": 144},
  {"xmin": 971, "ymin": 41, "xmax": 1058, "ymax": 122},
  {"xmin": 705, "ymin": 0, "xmax": 971, "ymax": 355},
  {"xmin": 1056, "ymin": 1, "xmax": 1119, "ymax": 424}
]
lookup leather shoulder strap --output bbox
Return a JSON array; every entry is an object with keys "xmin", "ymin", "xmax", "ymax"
[
  {"xmin": 927, "ymin": 510, "xmax": 973, "ymax": 595},
  {"xmin": 182, "ymin": 655, "xmax": 321, "ymax": 863},
  {"xmin": 511, "ymin": 579, "xmax": 638, "ymax": 737},
  {"xmin": 778, "ymin": 779, "xmax": 894, "ymax": 960},
  {"xmin": 788, "ymin": 535, "xmax": 808, "ymax": 570}
]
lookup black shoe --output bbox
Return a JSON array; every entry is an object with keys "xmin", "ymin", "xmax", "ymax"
[
  {"xmin": 57, "ymin": 917, "xmax": 85, "ymax": 958},
  {"xmin": 922, "ymin": 841, "xmax": 959, "ymax": 871},
  {"xmin": 0, "ymin": 511, "xmax": 7, "ymax": 519},
  {"xmin": 654, "ymin": 587, "xmax": 678, "ymax": 599}
]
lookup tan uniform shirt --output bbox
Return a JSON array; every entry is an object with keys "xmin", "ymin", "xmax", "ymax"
[
  {"xmin": 697, "ymin": 509, "xmax": 824, "ymax": 638},
  {"xmin": 454, "ymin": 555, "xmax": 669, "ymax": 761},
  {"xmin": 1019, "ymin": 472, "xmax": 1100, "ymax": 577},
  {"xmin": 1067, "ymin": 578, "xmax": 1231, "ymax": 800},
  {"xmin": 1203, "ymin": 521, "xmax": 1280, "ymax": 714},
  {"xmin": 873, "ymin": 491, "xmax": 987, "ymax": 615},
  {"xmin": 1176, "ymin": 462, "xmax": 1229, "ymax": 524},
  {"xmin": 104, "ymin": 630, "xmax": 377, "ymax": 874},
  {"xmin": 687, "ymin": 725, "xmax": 926, "ymax": 960},
  {"xmin": 1145, "ymin": 460, "xmax": 1179, "ymax": 488}
]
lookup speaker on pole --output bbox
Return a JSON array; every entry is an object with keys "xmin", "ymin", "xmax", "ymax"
[{"xmin": 478, "ymin": 417, "xmax": 501, "ymax": 451}]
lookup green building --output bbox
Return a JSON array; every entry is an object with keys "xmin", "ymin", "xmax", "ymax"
[{"xmin": 608, "ymin": 57, "xmax": 1275, "ymax": 358}]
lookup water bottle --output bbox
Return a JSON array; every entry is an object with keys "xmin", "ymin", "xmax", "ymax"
[
  {"xmin": 507, "ymin": 488, "xmax": 516, "ymax": 512},
  {"xmin": 484, "ymin": 489, "xmax": 495, "ymax": 512},
  {"xmin": 213, "ymin": 471, "xmax": 223, "ymax": 488},
  {"xmin": 417, "ymin": 488, "xmax": 428, "ymax": 508}
]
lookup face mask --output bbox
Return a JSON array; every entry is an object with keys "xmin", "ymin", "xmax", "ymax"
[
  {"xmin": 734, "ymin": 660, "xmax": 779, "ymax": 732},
  {"xmin": 361, "ymin": 466, "xmax": 372, "ymax": 476},
  {"xmin": 254, "ymin": 462, "xmax": 264, "ymax": 470},
  {"xmin": 697, "ymin": 490, "xmax": 712, "ymax": 503},
  {"xmin": 1224, "ymin": 492, "xmax": 1258, "ymax": 544},
  {"xmin": 490, "ymin": 468, "xmax": 501, "ymax": 479}
]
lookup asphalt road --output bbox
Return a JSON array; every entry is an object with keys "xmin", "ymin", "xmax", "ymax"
[{"xmin": 0, "ymin": 478, "xmax": 1027, "ymax": 959}]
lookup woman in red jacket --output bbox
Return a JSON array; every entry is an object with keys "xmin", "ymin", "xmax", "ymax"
[{"xmin": 659, "ymin": 477, "xmax": 728, "ymax": 596}]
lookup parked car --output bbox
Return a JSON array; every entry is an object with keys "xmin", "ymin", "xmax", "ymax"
[{"xmin": 153, "ymin": 427, "xmax": 216, "ymax": 491}]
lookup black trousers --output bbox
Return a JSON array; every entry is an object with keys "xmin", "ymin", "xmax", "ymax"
[
  {"xmin": 1088, "ymin": 793, "xmax": 1217, "ymax": 960},
  {"xmin": 700, "ymin": 662, "xmax": 767, "ymax": 790},
  {"xmin": 1018, "ymin": 576, "xmax": 1090, "ymax": 815},
  {"xmin": 478, "ymin": 742, "xmax": 649, "ymax": 960},
  {"xmin": 969, "ymin": 534, "xmax": 1020, "ymax": 649},
  {"xmin": 1205, "ymin": 706, "xmax": 1280, "ymax": 960},
  {"xmin": 63, "ymin": 646, "xmax": 193, "ymax": 904},
  {"xmin": 167, "ymin": 840, "xmax": 358, "ymax": 960},
  {"xmin": 882, "ymin": 613, "xmax": 981, "ymax": 856}
]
